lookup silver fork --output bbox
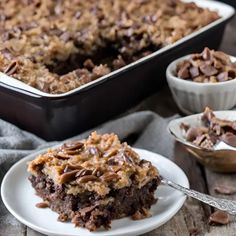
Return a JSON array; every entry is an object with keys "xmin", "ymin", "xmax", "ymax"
[{"xmin": 161, "ymin": 176, "xmax": 236, "ymax": 215}]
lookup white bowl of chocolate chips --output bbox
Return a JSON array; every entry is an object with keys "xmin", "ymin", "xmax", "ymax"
[{"xmin": 166, "ymin": 47, "xmax": 236, "ymax": 114}]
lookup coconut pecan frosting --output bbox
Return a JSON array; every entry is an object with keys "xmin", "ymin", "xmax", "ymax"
[
  {"xmin": 28, "ymin": 132, "xmax": 159, "ymax": 196},
  {"xmin": 0, "ymin": 0, "xmax": 219, "ymax": 94}
]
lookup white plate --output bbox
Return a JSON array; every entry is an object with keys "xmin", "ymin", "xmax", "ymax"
[{"xmin": 1, "ymin": 148, "xmax": 189, "ymax": 236}]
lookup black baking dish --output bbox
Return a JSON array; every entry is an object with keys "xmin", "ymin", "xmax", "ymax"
[{"xmin": 0, "ymin": 0, "xmax": 234, "ymax": 141}]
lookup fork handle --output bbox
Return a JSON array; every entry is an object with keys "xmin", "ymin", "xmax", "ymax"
[{"xmin": 161, "ymin": 178, "xmax": 236, "ymax": 215}]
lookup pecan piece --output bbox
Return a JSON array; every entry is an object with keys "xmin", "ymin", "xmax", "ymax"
[
  {"xmin": 103, "ymin": 148, "xmax": 118, "ymax": 158},
  {"xmin": 63, "ymin": 141, "xmax": 84, "ymax": 151},
  {"xmin": 64, "ymin": 164, "xmax": 83, "ymax": 171},
  {"xmin": 92, "ymin": 167, "xmax": 103, "ymax": 177},
  {"xmin": 65, "ymin": 149, "xmax": 81, "ymax": 155},
  {"xmin": 56, "ymin": 151, "xmax": 70, "ymax": 159},
  {"xmin": 60, "ymin": 170, "xmax": 79, "ymax": 183},
  {"xmin": 77, "ymin": 175, "xmax": 98, "ymax": 183},
  {"xmin": 100, "ymin": 172, "xmax": 120, "ymax": 182},
  {"xmin": 75, "ymin": 169, "xmax": 93, "ymax": 177},
  {"xmin": 4, "ymin": 60, "xmax": 19, "ymax": 75},
  {"xmin": 64, "ymin": 164, "xmax": 82, "ymax": 173}
]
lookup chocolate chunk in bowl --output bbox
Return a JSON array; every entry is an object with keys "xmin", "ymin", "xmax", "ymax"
[
  {"xmin": 166, "ymin": 48, "xmax": 236, "ymax": 115},
  {"xmin": 168, "ymin": 108, "xmax": 236, "ymax": 173},
  {"xmin": 176, "ymin": 48, "xmax": 236, "ymax": 83},
  {"xmin": 27, "ymin": 132, "xmax": 160, "ymax": 231}
]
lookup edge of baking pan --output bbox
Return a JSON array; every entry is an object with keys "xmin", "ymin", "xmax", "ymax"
[{"xmin": 0, "ymin": 0, "xmax": 234, "ymax": 99}]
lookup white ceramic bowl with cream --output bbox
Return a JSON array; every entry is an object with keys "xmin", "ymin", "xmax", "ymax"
[{"xmin": 166, "ymin": 55, "xmax": 236, "ymax": 114}]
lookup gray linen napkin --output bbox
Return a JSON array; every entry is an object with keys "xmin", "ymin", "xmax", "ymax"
[{"xmin": 0, "ymin": 110, "xmax": 175, "ymax": 230}]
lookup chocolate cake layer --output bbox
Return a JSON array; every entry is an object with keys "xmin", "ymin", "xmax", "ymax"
[{"xmin": 28, "ymin": 132, "xmax": 160, "ymax": 231}]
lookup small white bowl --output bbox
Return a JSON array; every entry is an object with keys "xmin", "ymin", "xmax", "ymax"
[{"xmin": 166, "ymin": 55, "xmax": 236, "ymax": 114}]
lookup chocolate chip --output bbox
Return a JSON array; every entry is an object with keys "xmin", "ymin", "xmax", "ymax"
[
  {"xmin": 217, "ymin": 72, "xmax": 228, "ymax": 82},
  {"xmin": 177, "ymin": 49, "xmax": 235, "ymax": 84},
  {"xmin": 199, "ymin": 64, "xmax": 218, "ymax": 76},
  {"xmin": 177, "ymin": 61, "xmax": 190, "ymax": 79},
  {"xmin": 208, "ymin": 210, "xmax": 229, "ymax": 225},
  {"xmin": 189, "ymin": 66, "xmax": 199, "ymax": 78},
  {"xmin": 202, "ymin": 47, "xmax": 211, "ymax": 60},
  {"xmin": 213, "ymin": 51, "xmax": 231, "ymax": 65}
]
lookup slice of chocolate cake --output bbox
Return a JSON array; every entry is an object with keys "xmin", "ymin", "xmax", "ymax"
[{"xmin": 28, "ymin": 132, "xmax": 160, "ymax": 231}]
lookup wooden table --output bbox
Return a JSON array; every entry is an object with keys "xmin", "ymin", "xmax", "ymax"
[{"xmin": 2, "ymin": 13, "xmax": 236, "ymax": 236}]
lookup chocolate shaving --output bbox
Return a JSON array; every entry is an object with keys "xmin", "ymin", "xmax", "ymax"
[
  {"xmin": 214, "ymin": 185, "xmax": 236, "ymax": 195},
  {"xmin": 208, "ymin": 210, "xmax": 230, "ymax": 225}
]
